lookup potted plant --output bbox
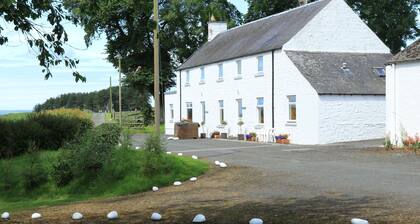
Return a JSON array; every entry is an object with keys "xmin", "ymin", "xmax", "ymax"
[
  {"xmin": 275, "ymin": 134, "xmax": 290, "ymax": 144},
  {"xmin": 211, "ymin": 131, "xmax": 221, "ymax": 139},
  {"xmin": 237, "ymin": 120, "xmax": 245, "ymax": 140},
  {"xmin": 220, "ymin": 121, "xmax": 228, "ymax": 139},
  {"xmin": 247, "ymin": 132, "xmax": 256, "ymax": 141},
  {"xmin": 200, "ymin": 121, "xmax": 206, "ymax": 139}
]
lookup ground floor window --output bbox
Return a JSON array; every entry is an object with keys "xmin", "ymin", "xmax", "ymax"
[
  {"xmin": 288, "ymin": 95, "xmax": 296, "ymax": 121},
  {"xmin": 186, "ymin": 102, "xmax": 193, "ymax": 121},
  {"xmin": 257, "ymin": 97, "xmax": 264, "ymax": 124},
  {"xmin": 237, "ymin": 99, "xmax": 243, "ymax": 119},
  {"xmin": 201, "ymin": 101, "xmax": 206, "ymax": 124},
  {"xmin": 219, "ymin": 100, "xmax": 224, "ymax": 124},
  {"xmin": 169, "ymin": 104, "xmax": 174, "ymax": 121}
]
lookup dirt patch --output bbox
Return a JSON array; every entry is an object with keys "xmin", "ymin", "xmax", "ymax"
[{"xmin": 6, "ymin": 166, "xmax": 420, "ymax": 223}]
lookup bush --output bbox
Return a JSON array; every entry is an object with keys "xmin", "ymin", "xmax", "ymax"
[
  {"xmin": 0, "ymin": 109, "xmax": 93, "ymax": 158},
  {"xmin": 22, "ymin": 142, "xmax": 48, "ymax": 191},
  {"xmin": 142, "ymin": 134, "xmax": 169, "ymax": 177},
  {"xmin": 52, "ymin": 123, "xmax": 122, "ymax": 185}
]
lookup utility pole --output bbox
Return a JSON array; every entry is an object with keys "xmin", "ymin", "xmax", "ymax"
[
  {"xmin": 118, "ymin": 56, "xmax": 122, "ymax": 126},
  {"xmin": 153, "ymin": 0, "xmax": 160, "ymax": 135},
  {"xmin": 109, "ymin": 76, "xmax": 113, "ymax": 118}
]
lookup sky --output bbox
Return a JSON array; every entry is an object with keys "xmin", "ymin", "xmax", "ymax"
[{"xmin": 0, "ymin": 1, "xmax": 248, "ymax": 111}]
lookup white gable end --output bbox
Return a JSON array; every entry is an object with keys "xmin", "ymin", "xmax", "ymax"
[{"xmin": 284, "ymin": 0, "xmax": 390, "ymax": 53}]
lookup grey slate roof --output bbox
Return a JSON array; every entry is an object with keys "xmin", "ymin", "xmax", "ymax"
[
  {"xmin": 286, "ymin": 51, "xmax": 392, "ymax": 95},
  {"xmin": 389, "ymin": 39, "xmax": 420, "ymax": 64},
  {"xmin": 179, "ymin": 0, "xmax": 332, "ymax": 70}
]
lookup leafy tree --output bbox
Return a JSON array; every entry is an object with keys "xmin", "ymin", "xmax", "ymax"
[
  {"xmin": 244, "ymin": 0, "xmax": 419, "ymax": 54},
  {"xmin": 0, "ymin": 0, "xmax": 84, "ymax": 81},
  {"xmin": 63, "ymin": 0, "xmax": 242, "ymax": 119}
]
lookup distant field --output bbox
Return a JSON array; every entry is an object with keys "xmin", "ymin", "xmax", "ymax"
[{"xmin": 0, "ymin": 112, "xmax": 30, "ymax": 121}]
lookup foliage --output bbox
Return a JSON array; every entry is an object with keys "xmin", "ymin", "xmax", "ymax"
[
  {"xmin": 63, "ymin": 0, "xmax": 243, "ymax": 114},
  {"xmin": 0, "ymin": 109, "xmax": 93, "ymax": 158},
  {"xmin": 244, "ymin": 0, "xmax": 419, "ymax": 54},
  {"xmin": 22, "ymin": 142, "xmax": 48, "ymax": 191},
  {"xmin": 0, "ymin": 149, "xmax": 208, "ymax": 211},
  {"xmin": 34, "ymin": 86, "xmax": 151, "ymax": 114},
  {"xmin": 142, "ymin": 134, "xmax": 167, "ymax": 176},
  {"xmin": 0, "ymin": 112, "xmax": 30, "ymax": 121},
  {"xmin": 384, "ymin": 135, "xmax": 393, "ymax": 150},
  {"xmin": 402, "ymin": 135, "xmax": 420, "ymax": 152},
  {"xmin": 0, "ymin": 0, "xmax": 83, "ymax": 81}
]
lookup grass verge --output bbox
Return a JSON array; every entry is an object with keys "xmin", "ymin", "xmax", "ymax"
[{"xmin": 0, "ymin": 150, "xmax": 208, "ymax": 211}]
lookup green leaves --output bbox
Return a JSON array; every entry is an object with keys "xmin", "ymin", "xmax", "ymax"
[{"xmin": 0, "ymin": 0, "xmax": 85, "ymax": 82}]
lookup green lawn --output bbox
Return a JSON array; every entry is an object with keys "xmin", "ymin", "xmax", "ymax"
[
  {"xmin": 0, "ymin": 150, "xmax": 208, "ymax": 211},
  {"xmin": 0, "ymin": 112, "xmax": 30, "ymax": 121}
]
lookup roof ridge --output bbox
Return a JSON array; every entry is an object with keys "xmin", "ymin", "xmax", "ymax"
[
  {"xmin": 222, "ymin": 0, "xmax": 331, "ymax": 35},
  {"xmin": 285, "ymin": 50, "xmax": 392, "ymax": 55}
]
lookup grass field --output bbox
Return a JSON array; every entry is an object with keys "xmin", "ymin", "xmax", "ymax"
[
  {"xmin": 0, "ymin": 112, "xmax": 30, "ymax": 121},
  {"xmin": 0, "ymin": 150, "xmax": 208, "ymax": 211}
]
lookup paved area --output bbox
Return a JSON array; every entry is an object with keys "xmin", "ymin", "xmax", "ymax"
[
  {"xmin": 91, "ymin": 113, "xmax": 105, "ymax": 126},
  {"xmin": 133, "ymin": 136, "xmax": 420, "ymax": 207}
]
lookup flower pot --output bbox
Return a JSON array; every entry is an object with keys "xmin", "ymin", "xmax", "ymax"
[
  {"xmin": 200, "ymin": 133, "xmax": 206, "ymax": 139},
  {"xmin": 251, "ymin": 137, "xmax": 256, "ymax": 141},
  {"xmin": 237, "ymin": 134, "xmax": 245, "ymax": 140},
  {"xmin": 280, "ymin": 139, "xmax": 290, "ymax": 144},
  {"xmin": 221, "ymin": 133, "xmax": 228, "ymax": 139}
]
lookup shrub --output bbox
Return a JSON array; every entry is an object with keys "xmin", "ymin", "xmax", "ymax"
[
  {"xmin": 22, "ymin": 142, "xmax": 48, "ymax": 191},
  {"xmin": 52, "ymin": 123, "xmax": 122, "ymax": 186},
  {"xmin": 142, "ymin": 134, "xmax": 169, "ymax": 177},
  {"xmin": 0, "ymin": 109, "xmax": 93, "ymax": 158}
]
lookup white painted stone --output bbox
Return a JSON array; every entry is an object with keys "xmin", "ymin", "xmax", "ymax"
[
  {"xmin": 192, "ymin": 155, "xmax": 198, "ymax": 160},
  {"xmin": 166, "ymin": 151, "xmax": 172, "ymax": 154},
  {"xmin": 219, "ymin": 162, "xmax": 227, "ymax": 168},
  {"xmin": 190, "ymin": 177, "xmax": 197, "ymax": 182},
  {"xmin": 152, "ymin": 186, "xmax": 159, "ymax": 192},
  {"xmin": 151, "ymin": 212, "xmax": 162, "ymax": 221},
  {"xmin": 249, "ymin": 218, "xmax": 264, "ymax": 224},
  {"xmin": 135, "ymin": 146, "xmax": 140, "ymax": 150},
  {"xmin": 192, "ymin": 214, "xmax": 206, "ymax": 223},
  {"xmin": 72, "ymin": 212, "xmax": 83, "ymax": 220},
  {"xmin": 107, "ymin": 211, "xmax": 118, "ymax": 220},
  {"xmin": 177, "ymin": 153, "xmax": 183, "ymax": 156},
  {"xmin": 31, "ymin": 213, "xmax": 42, "ymax": 219},
  {"xmin": 214, "ymin": 161, "xmax": 220, "ymax": 166},
  {"xmin": 173, "ymin": 181, "xmax": 182, "ymax": 186},
  {"xmin": 351, "ymin": 218, "xmax": 369, "ymax": 224},
  {"xmin": 1, "ymin": 212, "xmax": 10, "ymax": 220}
]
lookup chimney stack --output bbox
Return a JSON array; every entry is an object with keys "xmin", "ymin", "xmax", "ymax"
[
  {"xmin": 298, "ymin": 0, "xmax": 308, "ymax": 6},
  {"xmin": 208, "ymin": 15, "xmax": 227, "ymax": 42}
]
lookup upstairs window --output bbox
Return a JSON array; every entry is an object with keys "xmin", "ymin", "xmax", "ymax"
[
  {"xmin": 219, "ymin": 100, "xmax": 224, "ymax": 124},
  {"xmin": 186, "ymin": 70, "xmax": 190, "ymax": 85},
  {"xmin": 288, "ymin": 95, "xmax": 296, "ymax": 121},
  {"xmin": 186, "ymin": 102, "xmax": 193, "ymax": 121},
  {"xmin": 257, "ymin": 56, "xmax": 264, "ymax": 73},
  {"xmin": 218, "ymin": 63, "xmax": 224, "ymax": 80},
  {"xmin": 236, "ymin": 60, "xmax": 242, "ymax": 76},
  {"xmin": 257, "ymin": 97, "xmax": 264, "ymax": 124},
  {"xmin": 200, "ymin": 67, "xmax": 205, "ymax": 82}
]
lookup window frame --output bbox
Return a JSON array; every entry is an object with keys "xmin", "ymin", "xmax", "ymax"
[
  {"xmin": 236, "ymin": 60, "xmax": 242, "ymax": 76},
  {"xmin": 219, "ymin": 100, "xmax": 224, "ymax": 124},
  {"xmin": 237, "ymin": 98, "xmax": 243, "ymax": 119},
  {"xmin": 257, "ymin": 56, "xmax": 264, "ymax": 73},
  {"xmin": 169, "ymin": 104, "xmax": 174, "ymax": 122},
  {"xmin": 186, "ymin": 102, "xmax": 193, "ymax": 121},
  {"xmin": 185, "ymin": 70, "xmax": 191, "ymax": 86},
  {"xmin": 201, "ymin": 101, "xmax": 206, "ymax": 124},
  {"xmin": 200, "ymin": 67, "xmax": 205, "ymax": 83},
  {"xmin": 257, "ymin": 97, "xmax": 264, "ymax": 124},
  {"xmin": 218, "ymin": 63, "xmax": 224, "ymax": 81},
  {"xmin": 288, "ymin": 95, "xmax": 297, "ymax": 122}
]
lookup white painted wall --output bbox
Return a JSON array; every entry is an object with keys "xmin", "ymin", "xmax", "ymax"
[
  {"xmin": 177, "ymin": 52, "xmax": 273, "ymax": 137},
  {"xmin": 274, "ymin": 51, "xmax": 321, "ymax": 144},
  {"xmin": 208, "ymin": 22, "xmax": 227, "ymax": 41},
  {"xmin": 284, "ymin": 0, "xmax": 389, "ymax": 53},
  {"xmin": 319, "ymin": 95, "xmax": 385, "ymax": 144},
  {"xmin": 386, "ymin": 61, "xmax": 420, "ymax": 145},
  {"xmin": 164, "ymin": 92, "xmax": 179, "ymax": 135}
]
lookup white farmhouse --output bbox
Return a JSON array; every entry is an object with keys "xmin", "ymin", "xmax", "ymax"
[
  {"xmin": 165, "ymin": 0, "xmax": 391, "ymax": 144},
  {"xmin": 386, "ymin": 40, "xmax": 420, "ymax": 146}
]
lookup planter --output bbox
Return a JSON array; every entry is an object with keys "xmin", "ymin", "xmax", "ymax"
[
  {"xmin": 174, "ymin": 122, "xmax": 199, "ymax": 139},
  {"xmin": 200, "ymin": 133, "xmax": 207, "ymax": 139},
  {"xmin": 276, "ymin": 139, "xmax": 290, "ymax": 144},
  {"xmin": 221, "ymin": 133, "xmax": 228, "ymax": 139},
  {"xmin": 237, "ymin": 134, "xmax": 245, "ymax": 140}
]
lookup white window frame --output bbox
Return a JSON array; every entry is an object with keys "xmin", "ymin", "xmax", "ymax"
[
  {"xmin": 186, "ymin": 102, "xmax": 193, "ymax": 121},
  {"xmin": 288, "ymin": 95, "xmax": 297, "ymax": 123},
  {"xmin": 235, "ymin": 60, "xmax": 242, "ymax": 79},
  {"xmin": 257, "ymin": 56, "xmax": 264, "ymax": 76},
  {"xmin": 218, "ymin": 63, "xmax": 224, "ymax": 82},
  {"xmin": 219, "ymin": 100, "xmax": 224, "ymax": 124},
  {"xmin": 185, "ymin": 70, "xmax": 191, "ymax": 86},
  {"xmin": 200, "ymin": 67, "xmax": 205, "ymax": 84},
  {"xmin": 237, "ymin": 99, "xmax": 243, "ymax": 119},
  {"xmin": 169, "ymin": 104, "xmax": 174, "ymax": 122},
  {"xmin": 257, "ymin": 97, "xmax": 264, "ymax": 124},
  {"xmin": 201, "ymin": 101, "xmax": 206, "ymax": 124}
]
